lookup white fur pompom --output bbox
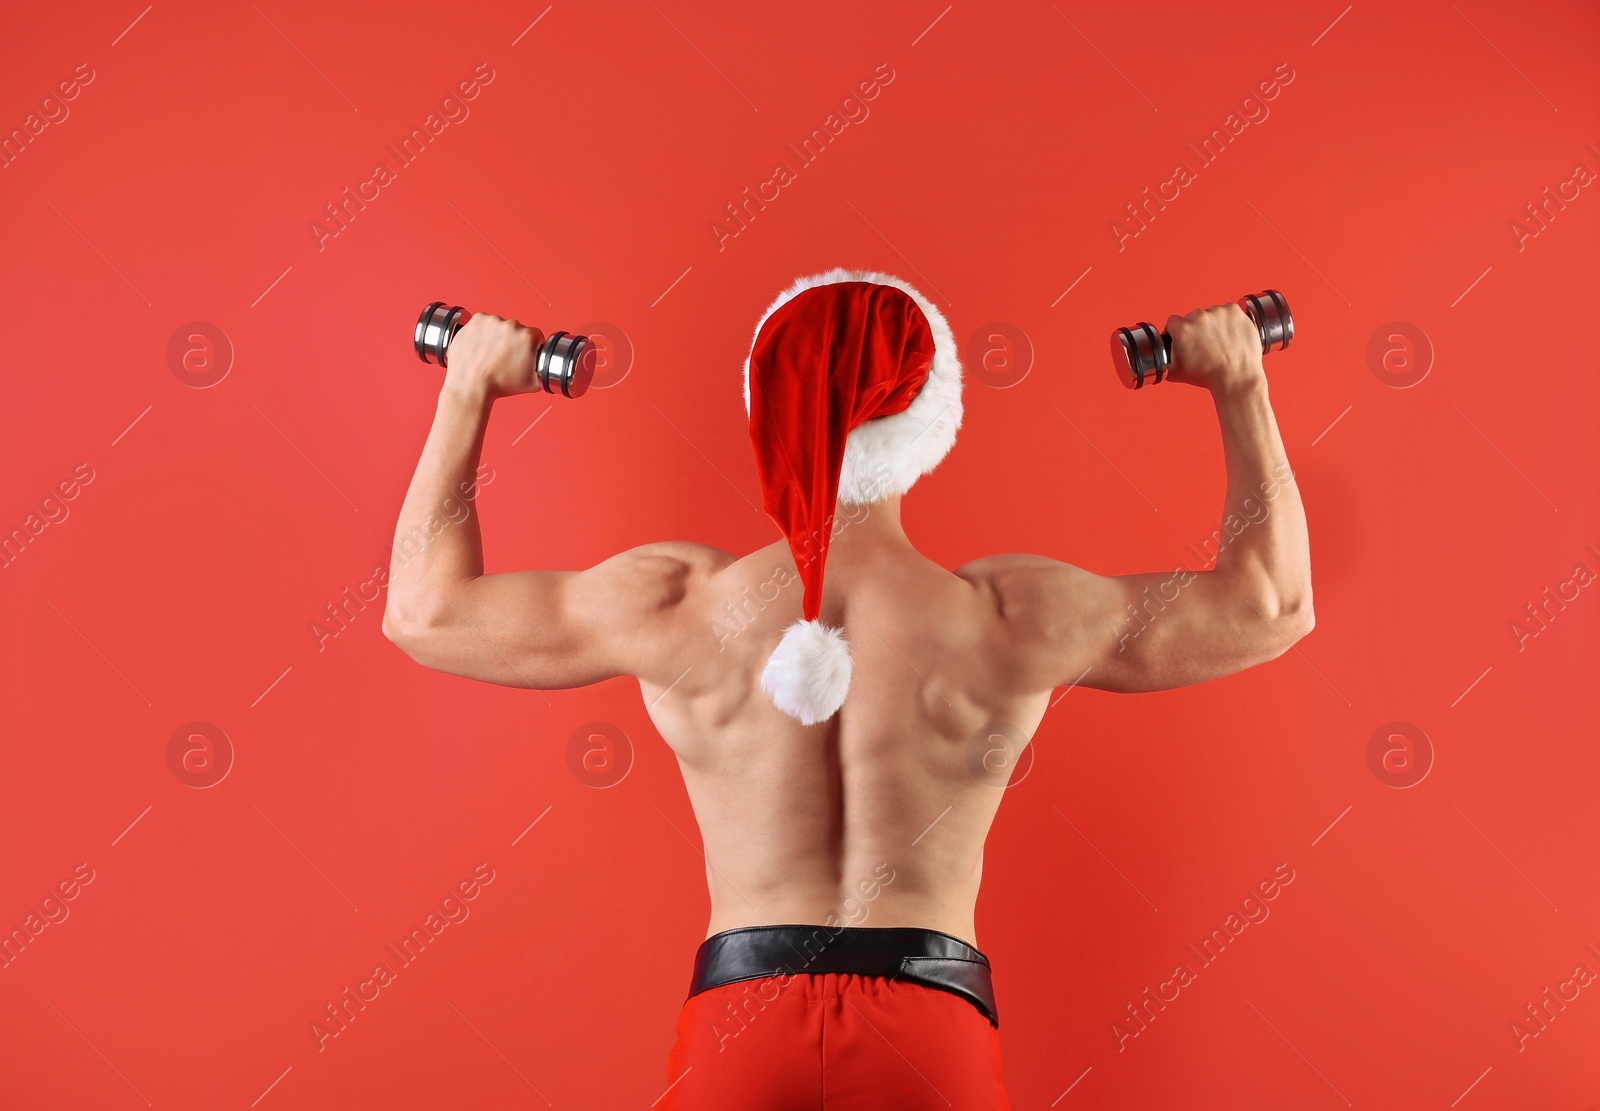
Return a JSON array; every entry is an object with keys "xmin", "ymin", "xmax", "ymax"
[{"xmin": 760, "ymin": 618, "xmax": 853, "ymax": 725}]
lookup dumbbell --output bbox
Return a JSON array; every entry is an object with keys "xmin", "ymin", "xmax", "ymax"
[
  {"xmin": 1111, "ymin": 289, "xmax": 1293, "ymax": 389},
  {"xmin": 413, "ymin": 302, "xmax": 595, "ymax": 398}
]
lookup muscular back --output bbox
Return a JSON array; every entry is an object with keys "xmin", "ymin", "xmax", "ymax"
[
  {"xmin": 384, "ymin": 303, "xmax": 1314, "ymax": 952},
  {"xmin": 640, "ymin": 540, "xmax": 1048, "ymax": 948}
]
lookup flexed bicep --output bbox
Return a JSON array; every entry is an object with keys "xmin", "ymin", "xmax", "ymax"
[
  {"xmin": 959, "ymin": 553, "xmax": 1312, "ymax": 697},
  {"xmin": 383, "ymin": 542, "xmax": 734, "ymax": 690},
  {"xmin": 963, "ymin": 301, "xmax": 1314, "ymax": 698}
]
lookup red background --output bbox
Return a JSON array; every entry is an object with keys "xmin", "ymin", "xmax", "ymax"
[{"xmin": 2, "ymin": 2, "xmax": 1597, "ymax": 1107}]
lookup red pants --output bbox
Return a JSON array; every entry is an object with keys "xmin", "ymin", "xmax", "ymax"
[{"xmin": 658, "ymin": 971, "xmax": 1012, "ymax": 1109}]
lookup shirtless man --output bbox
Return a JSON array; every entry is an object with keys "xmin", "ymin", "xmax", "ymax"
[{"xmin": 382, "ymin": 268, "xmax": 1313, "ymax": 1109}]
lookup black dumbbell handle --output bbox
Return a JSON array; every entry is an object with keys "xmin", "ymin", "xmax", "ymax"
[
  {"xmin": 1112, "ymin": 289, "xmax": 1294, "ymax": 390},
  {"xmin": 413, "ymin": 302, "xmax": 594, "ymax": 399}
]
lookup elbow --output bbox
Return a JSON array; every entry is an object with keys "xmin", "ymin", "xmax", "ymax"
[
  {"xmin": 382, "ymin": 610, "xmax": 424, "ymax": 657},
  {"xmin": 1237, "ymin": 569, "xmax": 1313, "ymax": 656},
  {"xmin": 1281, "ymin": 571, "xmax": 1315, "ymax": 642},
  {"xmin": 381, "ymin": 608, "xmax": 413, "ymax": 647},
  {"xmin": 1280, "ymin": 598, "xmax": 1315, "ymax": 645},
  {"xmin": 383, "ymin": 595, "xmax": 444, "ymax": 652},
  {"xmin": 1260, "ymin": 589, "xmax": 1315, "ymax": 653}
]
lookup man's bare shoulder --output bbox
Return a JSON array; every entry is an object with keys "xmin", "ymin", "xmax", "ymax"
[
  {"xmin": 600, "ymin": 541, "xmax": 739, "ymax": 601},
  {"xmin": 566, "ymin": 543, "xmax": 737, "ymax": 633},
  {"xmin": 623, "ymin": 540, "xmax": 739, "ymax": 573},
  {"xmin": 951, "ymin": 553, "xmax": 1119, "ymax": 696},
  {"xmin": 563, "ymin": 542, "xmax": 737, "ymax": 686},
  {"xmin": 954, "ymin": 552, "xmax": 1069, "ymax": 579},
  {"xmin": 953, "ymin": 552, "xmax": 1095, "ymax": 617}
]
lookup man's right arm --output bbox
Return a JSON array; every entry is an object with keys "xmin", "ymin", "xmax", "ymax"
[{"xmin": 958, "ymin": 302, "xmax": 1313, "ymax": 694}]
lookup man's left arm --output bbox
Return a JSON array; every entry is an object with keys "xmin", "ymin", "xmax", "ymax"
[{"xmin": 382, "ymin": 312, "xmax": 732, "ymax": 689}]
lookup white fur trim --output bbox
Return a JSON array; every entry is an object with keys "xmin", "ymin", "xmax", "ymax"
[
  {"xmin": 760, "ymin": 618, "xmax": 853, "ymax": 725},
  {"xmin": 744, "ymin": 267, "xmax": 963, "ymax": 506}
]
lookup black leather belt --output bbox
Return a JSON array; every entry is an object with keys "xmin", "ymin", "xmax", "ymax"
[{"xmin": 688, "ymin": 924, "xmax": 999, "ymax": 1028}]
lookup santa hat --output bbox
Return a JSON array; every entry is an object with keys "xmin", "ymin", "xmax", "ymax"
[{"xmin": 742, "ymin": 267, "xmax": 964, "ymax": 725}]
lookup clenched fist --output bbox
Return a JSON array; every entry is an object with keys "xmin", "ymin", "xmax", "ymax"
[
  {"xmin": 442, "ymin": 313, "xmax": 548, "ymax": 400},
  {"xmin": 1162, "ymin": 303, "xmax": 1266, "ymax": 394}
]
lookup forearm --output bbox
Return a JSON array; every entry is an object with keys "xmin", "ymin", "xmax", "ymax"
[
  {"xmin": 1208, "ymin": 378, "xmax": 1311, "ymax": 618},
  {"xmin": 385, "ymin": 382, "xmax": 494, "ymax": 631}
]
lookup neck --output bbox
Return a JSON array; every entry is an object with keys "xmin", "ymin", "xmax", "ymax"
[{"xmin": 826, "ymin": 494, "xmax": 909, "ymax": 554}]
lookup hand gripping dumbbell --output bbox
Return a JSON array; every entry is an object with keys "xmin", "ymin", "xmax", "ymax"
[
  {"xmin": 413, "ymin": 302, "xmax": 595, "ymax": 398},
  {"xmin": 1110, "ymin": 289, "xmax": 1293, "ymax": 389}
]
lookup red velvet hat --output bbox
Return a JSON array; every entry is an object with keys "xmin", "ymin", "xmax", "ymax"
[{"xmin": 743, "ymin": 269, "xmax": 964, "ymax": 724}]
